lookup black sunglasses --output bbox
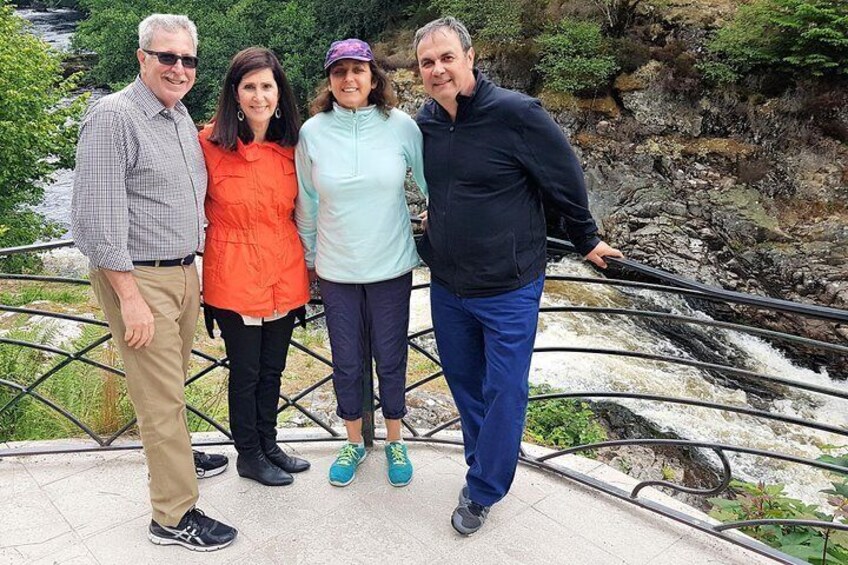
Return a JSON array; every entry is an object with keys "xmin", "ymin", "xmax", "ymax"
[{"xmin": 143, "ymin": 49, "xmax": 199, "ymax": 69}]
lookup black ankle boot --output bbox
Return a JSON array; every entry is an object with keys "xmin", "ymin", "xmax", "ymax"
[
  {"xmin": 263, "ymin": 443, "xmax": 311, "ymax": 473},
  {"xmin": 236, "ymin": 451, "xmax": 293, "ymax": 486}
]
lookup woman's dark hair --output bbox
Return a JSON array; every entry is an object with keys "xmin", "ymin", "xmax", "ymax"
[
  {"xmin": 209, "ymin": 47, "xmax": 301, "ymax": 150},
  {"xmin": 309, "ymin": 59, "xmax": 397, "ymax": 116}
]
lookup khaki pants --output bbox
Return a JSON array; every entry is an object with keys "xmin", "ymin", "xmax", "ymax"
[{"xmin": 91, "ymin": 264, "xmax": 200, "ymax": 526}]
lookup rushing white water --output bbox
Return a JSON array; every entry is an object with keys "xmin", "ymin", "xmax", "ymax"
[{"xmin": 532, "ymin": 257, "xmax": 847, "ymax": 507}]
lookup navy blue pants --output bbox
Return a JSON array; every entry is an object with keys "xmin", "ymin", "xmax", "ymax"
[
  {"xmin": 431, "ymin": 276, "xmax": 544, "ymax": 507},
  {"xmin": 320, "ymin": 272, "xmax": 412, "ymax": 421}
]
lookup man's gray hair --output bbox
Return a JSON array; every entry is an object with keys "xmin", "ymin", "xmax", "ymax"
[
  {"xmin": 138, "ymin": 14, "xmax": 198, "ymax": 51},
  {"xmin": 413, "ymin": 16, "xmax": 473, "ymax": 55}
]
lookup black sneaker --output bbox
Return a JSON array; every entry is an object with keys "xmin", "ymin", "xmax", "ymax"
[
  {"xmin": 194, "ymin": 450, "xmax": 228, "ymax": 479},
  {"xmin": 148, "ymin": 507, "xmax": 237, "ymax": 551},
  {"xmin": 451, "ymin": 500, "xmax": 490, "ymax": 536}
]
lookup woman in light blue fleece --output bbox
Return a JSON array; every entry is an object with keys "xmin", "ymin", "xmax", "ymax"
[{"xmin": 295, "ymin": 39, "xmax": 427, "ymax": 488}]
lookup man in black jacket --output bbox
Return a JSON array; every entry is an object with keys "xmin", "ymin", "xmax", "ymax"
[{"xmin": 414, "ymin": 17, "xmax": 622, "ymax": 536}]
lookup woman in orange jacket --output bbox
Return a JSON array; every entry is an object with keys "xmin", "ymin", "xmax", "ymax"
[{"xmin": 200, "ymin": 47, "xmax": 310, "ymax": 486}]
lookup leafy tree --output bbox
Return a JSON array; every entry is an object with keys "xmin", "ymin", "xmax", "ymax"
[
  {"xmin": 535, "ymin": 18, "xmax": 618, "ymax": 95},
  {"xmin": 0, "ymin": 6, "xmax": 86, "ymax": 271},
  {"xmin": 710, "ymin": 0, "xmax": 848, "ymax": 78},
  {"xmin": 73, "ymin": 0, "xmax": 415, "ymax": 118},
  {"xmin": 429, "ymin": 0, "xmax": 524, "ymax": 43}
]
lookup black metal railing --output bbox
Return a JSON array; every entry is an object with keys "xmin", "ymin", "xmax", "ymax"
[{"xmin": 2, "ymin": 238, "xmax": 847, "ymax": 564}]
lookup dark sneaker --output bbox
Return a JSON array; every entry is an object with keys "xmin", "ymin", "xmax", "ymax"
[
  {"xmin": 451, "ymin": 501, "xmax": 490, "ymax": 536},
  {"xmin": 194, "ymin": 450, "xmax": 228, "ymax": 479},
  {"xmin": 148, "ymin": 507, "xmax": 237, "ymax": 551},
  {"xmin": 459, "ymin": 484, "xmax": 470, "ymax": 506}
]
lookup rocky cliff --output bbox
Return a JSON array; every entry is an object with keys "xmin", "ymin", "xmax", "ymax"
[{"xmin": 382, "ymin": 2, "xmax": 848, "ymax": 376}]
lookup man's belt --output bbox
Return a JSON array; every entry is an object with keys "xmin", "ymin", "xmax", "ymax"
[{"xmin": 132, "ymin": 254, "xmax": 195, "ymax": 267}]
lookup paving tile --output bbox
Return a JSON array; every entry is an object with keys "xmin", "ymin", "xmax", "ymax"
[
  {"xmin": 41, "ymin": 451, "xmax": 150, "ymax": 539},
  {"xmin": 648, "ymin": 533, "xmax": 780, "ymax": 564},
  {"xmin": 2, "ymin": 435, "xmax": 773, "ymax": 565},
  {"xmin": 82, "ymin": 501, "xmax": 256, "ymax": 565},
  {"xmin": 0, "ymin": 462, "xmax": 74, "ymax": 552},
  {"xmin": 449, "ymin": 505, "xmax": 627, "ymax": 564},
  {"xmin": 15, "ymin": 449, "xmax": 130, "ymax": 488},
  {"xmin": 200, "ymin": 443, "xmax": 362, "ymax": 543},
  {"xmin": 253, "ymin": 497, "xmax": 431, "ymax": 565},
  {"xmin": 29, "ymin": 538, "xmax": 99, "ymax": 565},
  {"xmin": 533, "ymin": 488, "xmax": 684, "ymax": 564},
  {"xmin": 360, "ymin": 452, "xmax": 531, "ymax": 558}
]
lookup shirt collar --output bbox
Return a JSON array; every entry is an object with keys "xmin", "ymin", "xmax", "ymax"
[
  {"xmin": 236, "ymin": 137, "xmax": 294, "ymax": 162},
  {"xmin": 129, "ymin": 75, "xmax": 189, "ymax": 120}
]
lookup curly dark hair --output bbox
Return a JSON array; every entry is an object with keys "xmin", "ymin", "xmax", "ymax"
[
  {"xmin": 208, "ymin": 47, "xmax": 301, "ymax": 150},
  {"xmin": 309, "ymin": 59, "xmax": 397, "ymax": 117}
]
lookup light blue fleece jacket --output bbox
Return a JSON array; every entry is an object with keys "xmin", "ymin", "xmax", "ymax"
[{"xmin": 295, "ymin": 104, "xmax": 427, "ymax": 283}]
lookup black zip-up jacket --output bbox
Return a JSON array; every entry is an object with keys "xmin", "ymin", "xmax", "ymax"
[{"xmin": 415, "ymin": 72, "xmax": 600, "ymax": 297}]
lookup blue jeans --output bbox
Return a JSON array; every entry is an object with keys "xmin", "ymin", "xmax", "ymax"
[{"xmin": 430, "ymin": 276, "xmax": 544, "ymax": 507}]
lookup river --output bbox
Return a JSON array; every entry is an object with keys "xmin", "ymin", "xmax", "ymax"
[{"xmin": 17, "ymin": 6, "xmax": 848, "ymax": 511}]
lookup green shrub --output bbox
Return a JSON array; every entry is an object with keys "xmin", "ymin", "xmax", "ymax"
[
  {"xmin": 710, "ymin": 0, "xmax": 848, "ymax": 78},
  {"xmin": 709, "ymin": 479, "xmax": 848, "ymax": 564},
  {"xmin": 535, "ymin": 18, "xmax": 618, "ymax": 95},
  {"xmin": 695, "ymin": 60, "xmax": 739, "ymax": 86},
  {"xmin": 0, "ymin": 6, "xmax": 86, "ymax": 271},
  {"xmin": 429, "ymin": 0, "xmax": 524, "ymax": 43},
  {"xmin": 525, "ymin": 383, "xmax": 607, "ymax": 456}
]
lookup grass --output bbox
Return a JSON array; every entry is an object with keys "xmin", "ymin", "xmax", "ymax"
[
  {"xmin": 0, "ymin": 282, "xmax": 89, "ymax": 307},
  {"xmin": 1, "ymin": 293, "xmax": 453, "ymax": 441}
]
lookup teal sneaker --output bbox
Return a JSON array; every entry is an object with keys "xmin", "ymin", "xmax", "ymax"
[
  {"xmin": 328, "ymin": 442, "xmax": 367, "ymax": 487},
  {"xmin": 385, "ymin": 441, "xmax": 413, "ymax": 487}
]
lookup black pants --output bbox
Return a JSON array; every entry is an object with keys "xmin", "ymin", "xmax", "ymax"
[{"xmin": 211, "ymin": 307, "xmax": 296, "ymax": 455}]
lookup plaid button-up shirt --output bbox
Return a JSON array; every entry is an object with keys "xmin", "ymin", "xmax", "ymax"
[{"xmin": 71, "ymin": 76, "xmax": 206, "ymax": 271}]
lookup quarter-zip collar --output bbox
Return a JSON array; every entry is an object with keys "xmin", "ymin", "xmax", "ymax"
[{"xmin": 331, "ymin": 102, "xmax": 378, "ymax": 125}]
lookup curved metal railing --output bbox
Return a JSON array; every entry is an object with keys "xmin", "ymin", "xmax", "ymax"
[{"xmin": 1, "ymin": 238, "xmax": 847, "ymax": 564}]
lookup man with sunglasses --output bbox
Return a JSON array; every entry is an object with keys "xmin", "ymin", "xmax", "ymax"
[{"xmin": 72, "ymin": 13, "xmax": 237, "ymax": 551}]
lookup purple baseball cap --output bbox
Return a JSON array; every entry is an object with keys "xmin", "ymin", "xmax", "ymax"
[{"xmin": 323, "ymin": 38, "xmax": 374, "ymax": 70}]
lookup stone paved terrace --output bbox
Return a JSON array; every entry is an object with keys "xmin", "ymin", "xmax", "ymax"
[{"xmin": 1, "ymin": 435, "xmax": 780, "ymax": 565}]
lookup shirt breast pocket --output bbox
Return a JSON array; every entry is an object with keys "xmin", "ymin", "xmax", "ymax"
[{"xmin": 209, "ymin": 171, "xmax": 249, "ymax": 205}]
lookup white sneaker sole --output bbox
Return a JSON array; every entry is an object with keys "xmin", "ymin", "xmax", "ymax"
[
  {"xmin": 148, "ymin": 532, "xmax": 234, "ymax": 552},
  {"xmin": 196, "ymin": 462, "xmax": 228, "ymax": 479}
]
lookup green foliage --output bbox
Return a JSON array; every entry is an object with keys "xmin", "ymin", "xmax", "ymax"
[
  {"xmin": 0, "ymin": 324, "xmax": 138, "ymax": 441},
  {"xmin": 0, "ymin": 6, "xmax": 86, "ymax": 271},
  {"xmin": 74, "ymin": 0, "xmax": 416, "ymax": 118},
  {"xmin": 0, "ymin": 283, "xmax": 88, "ymax": 307},
  {"xmin": 524, "ymin": 383, "xmax": 607, "ymax": 456},
  {"xmin": 709, "ymin": 477, "xmax": 848, "ymax": 564},
  {"xmin": 695, "ymin": 60, "xmax": 739, "ymax": 87},
  {"xmin": 710, "ymin": 0, "xmax": 848, "ymax": 78},
  {"xmin": 535, "ymin": 18, "xmax": 618, "ymax": 95},
  {"xmin": 429, "ymin": 0, "xmax": 524, "ymax": 43}
]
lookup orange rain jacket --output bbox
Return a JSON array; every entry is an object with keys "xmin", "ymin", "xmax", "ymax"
[{"xmin": 199, "ymin": 128, "xmax": 309, "ymax": 317}]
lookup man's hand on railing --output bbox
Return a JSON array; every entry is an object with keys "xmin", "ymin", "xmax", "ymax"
[
  {"xmin": 584, "ymin": 240, "xmax": 624, "ymax": 269},
  {"xmin": 419, "ymin": 210, "xmax": 428, "ymax": 231}
]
